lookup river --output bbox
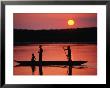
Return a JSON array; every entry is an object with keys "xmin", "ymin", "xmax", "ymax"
[{"xmin": 14, "ymin": 44, "xmax": 97, "ymax": 75}]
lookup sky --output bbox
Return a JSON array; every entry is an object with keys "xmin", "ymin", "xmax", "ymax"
[{"xmin": 14, "ymin": 13, "xmax": 97, "ymax": 30}]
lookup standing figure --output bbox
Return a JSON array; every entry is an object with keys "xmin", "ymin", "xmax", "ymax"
[
  {"xmin": 31, "ymin": 53, "xmax": 36, "ymax": 75},
  {"xmin": 31, "ymin": 53, "xmax": 36, "ymax": 61},
  {"xmin": 64, "ymin": 46, "xmax": 72, "ymax": 62},
  {"xmin": 38, "ymin": 45, "xmax": 43, "ymax": 75},
  {"xmin": 64, "ymin": 46, "xmax": 72, "ymax": 75},
  {"xmin": 38, "ymin": 45, "xmax": 43, "ymax": 62}
]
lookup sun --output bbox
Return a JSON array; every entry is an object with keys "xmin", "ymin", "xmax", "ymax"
[{"xmin": 68, "ymin": 19, "xmax": 75, "ymax": 26}]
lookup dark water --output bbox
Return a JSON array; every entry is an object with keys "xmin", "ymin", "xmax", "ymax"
[{"xmin": 14, "ymin": 44, "xmax": 97, "ymax": 75}]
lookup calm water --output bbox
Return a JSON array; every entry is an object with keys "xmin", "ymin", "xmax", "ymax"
[{"xmin": 14, "ymin": 44, "xmax": 97, "ymax": 75}]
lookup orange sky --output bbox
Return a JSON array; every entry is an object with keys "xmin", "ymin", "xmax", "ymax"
[{"xmin": 14, "ymin": 13, "xmax": 97, "ymax": 30}]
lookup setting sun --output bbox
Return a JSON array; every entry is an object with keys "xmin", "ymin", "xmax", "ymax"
[{"xmin": 68, "ymin": 19, "xmax": 75, "ymax": 26}]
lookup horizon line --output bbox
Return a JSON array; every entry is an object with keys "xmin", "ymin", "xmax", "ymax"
[{"xmin": 14, "ymin": 27, "xmax": 97, "ymax": 31}]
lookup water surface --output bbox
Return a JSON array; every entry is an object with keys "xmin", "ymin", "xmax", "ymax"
[{"xmin": 14, "ymin": 44, "xmax": 97, "ymax": 75}]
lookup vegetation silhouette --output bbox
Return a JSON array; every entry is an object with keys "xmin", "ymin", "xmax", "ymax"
[{"xmin": 14, "ymin": 27, "xmax": 97, "ymax": 45}]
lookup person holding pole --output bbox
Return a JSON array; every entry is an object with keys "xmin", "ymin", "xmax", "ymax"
[
  {"xmin": 63, "ymin": 46, "xmax": 72, "ymax": 75},
  {"xmin": 63, "ymin": 46, "xmax": 72, "ymax": 62},
  {"xmin": 38, "ymin": 45, "xmax": 43, "ymax": 75}
]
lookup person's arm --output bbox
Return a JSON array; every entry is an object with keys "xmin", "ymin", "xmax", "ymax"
[{"xmin": 38, "ymin": 49, "xmax": 40, "ymax": 53}]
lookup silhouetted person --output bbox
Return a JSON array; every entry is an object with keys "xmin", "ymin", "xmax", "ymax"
[
  {"xmin": 31, "ymin": 53, "xmax": 36, "ymax": 62},
  {"xmin": 38, "ymin": 45, "xmax": 43, "ymax": 75},
  {"xmin": 64, "ymin": 46, "xmax": 72, "ymax": 75},
  {"xmin": 31, "ymin": 53, "xmax": 36, "ymax": 75},
  {"xmin": 38, "ymin": 45, "xmax": 43, "ymax": 62},
  {"xmin": 64, "ymin": 46, "xmax": 72, "ymax": 62}
]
